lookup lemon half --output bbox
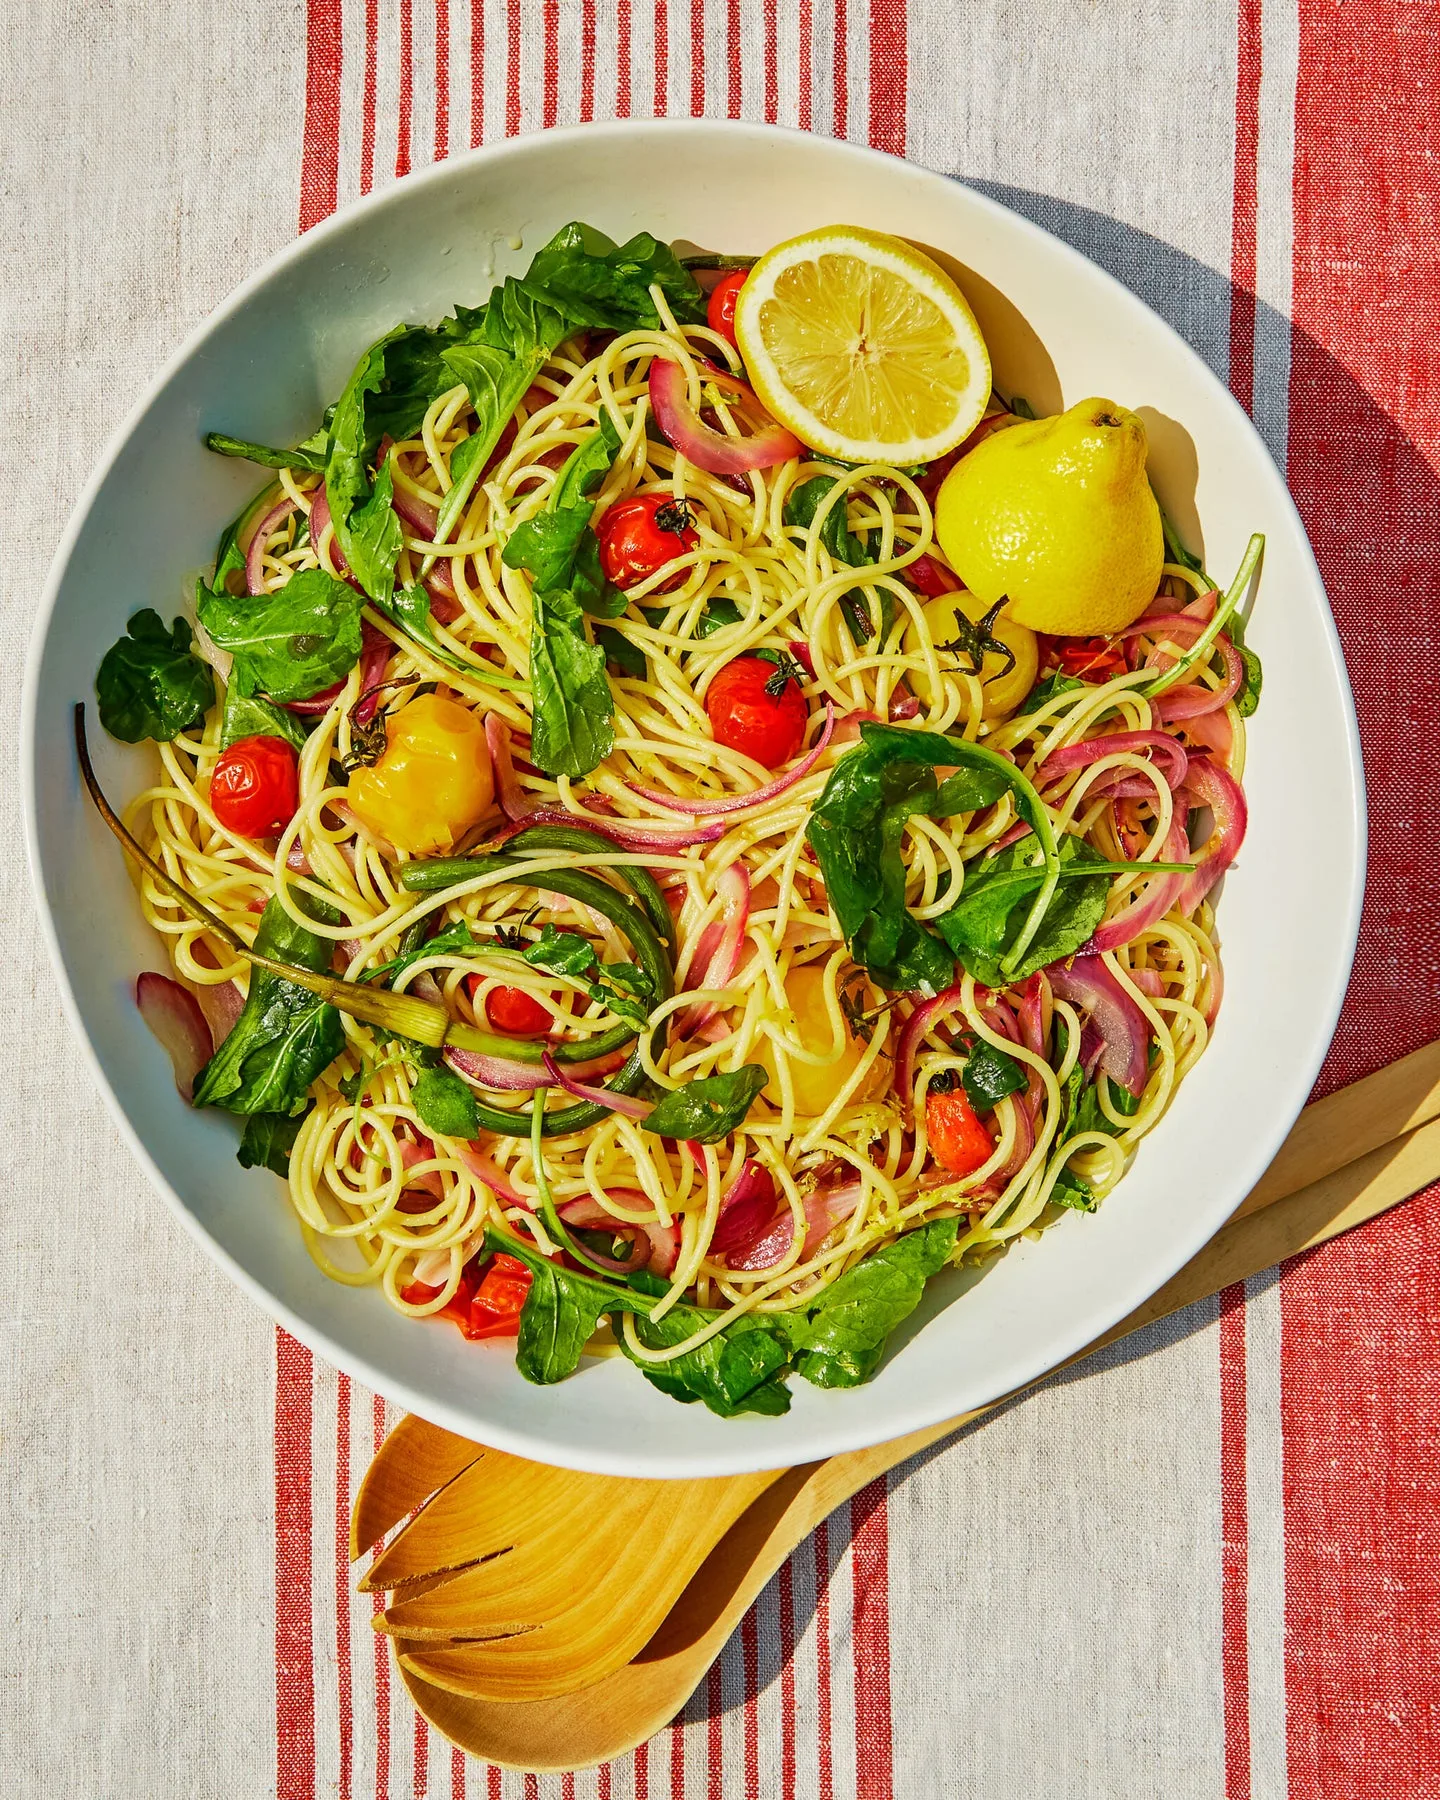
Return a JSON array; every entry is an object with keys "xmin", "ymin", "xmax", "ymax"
[{"xmin": 734, "ymin": 226, "xmax": 991, "ymax": 465}]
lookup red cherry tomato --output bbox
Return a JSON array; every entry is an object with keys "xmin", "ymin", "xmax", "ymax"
[
  {"xmin": 595, "ymin": 494, "xmax": 700, "ymax": 592},
  {"xmin": 903, "ymin": 552, "xmax": 962, "ymax": 598},
  {"xmin": 706, "ymin": 269, "xmax": 749, "ymax": 347},
  {"xmin": 925, "ymin": 1080, "xmax": 995, "ymax": 1178},
  {"xmin": 1053, "ymin": 637, "xmax": 1129, "ymax": 681},
  {"xmin": 705, "ymin": 656, "xmax": 809, "ymax": 769},
  {"xmin": 483, "ymin": 982, "xmax": 553, "ymax": 1036},
  {"xmin": 209, "ymin": 735, "xmax": 299, "ymax": 838},
  {"xmin": 401, "ymin": 1251, "xmax": 534, "ymax": 1340}
]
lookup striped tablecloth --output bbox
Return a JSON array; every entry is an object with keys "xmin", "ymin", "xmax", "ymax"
[{"xmin": 6, "ymin": 4, "xmax": 1438, "ymax": 1796}]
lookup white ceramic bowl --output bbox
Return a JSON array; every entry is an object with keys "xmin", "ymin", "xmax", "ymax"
[{"xmin": 23, "ymin": 121, "xmax": 1363, "ymax": 1477}]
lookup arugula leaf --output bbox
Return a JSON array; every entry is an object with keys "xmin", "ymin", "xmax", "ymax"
[
  {"xmin": 237, "ymin": 1108, "xmax": 309, "ymax": 1176},
  {"xmin": 595, "ymin": 624, "xmax": 647, "ymax": 679},
  {"xmin": 344, "ymin": 459, "xmax": 406, "ymax": 605},
  {"xmin": 521, "ymin": 926, "xmax": 653, "ymax": 1027},
  {"xmin": 696, "ymin": 597, "xmax": 744, "ymax": 637},
  {"xmin": 196, "ymin": 567, "xmax": 365, "ymax": 702},
  {"xmin": 519, "ymin": 222, "xmax": 706, "ymax": 329},
  {"xmin": 528, "ymin": 584, "xmax": 615, "ymax": 777},
  {"xmin": 204, "ymin": 431, "xmax": 327, "ymax": 473},
  {"xmin": 936, "ymin": 836, "xmax": 1117, "ymax": 986},
  {"xmin": 1156, "ymin": 501, "xmax": 1263, "ymax": 717},
  {"xmin": 551, "ymin": 414, "xmax": 623, "ymax": 513},
  {"xmin": 641, "ymin": 1066, "xmax": 770, "ymax": 1142},
  {"xmin": 369, "ymin": 581, "xmax": 475, "ymax": 675},
  {"xmin": 192, "ymin": 896, "xmax": 346, "ymax": 1116},
  {"xmin": 805, "ymin": 727, "xmax": 1010, "ymax": 993},
  {"xmin": 622, "ymin": 1296, "xmax": 792, "ymax": 1416},
  {"xmin": 220, "ymin": 683, "xmax": 308, "ymax": 751},
  {"xmin": 436, "ymin": 339, "xmax": 551, "ymax": 542},
  {"xmin": 1050, "ymin": 1167, "xmax": 1097, "ymax": 1211},
  {"xmin": 522, "ymin": 925, "xmax": 597, "ymax": 978},
  {"xmin": 1020, "ymin": 671, "xmax": 1086, "ymax": 712},
  {"xmin": 364, "ymin": 919, "xmax": 483, "ymax": 986},
  {"xmin": 95, "ymin": 610, "xmax": 213, "ymax": 745},
  {"xmin": 489, "ymin": 1229, "xmax": 650, "ymax": 1383},
  {"xmin": 962, "ymin": 1039, "xmax": 1026, "ymax": 1116},
  {"xmin": 412, "ymin": 1063, "xmax": 481, "ymax": 1139},
  {"xmin": 788, "ymin": 1217, "xmax": 959, "ymax": 1388},
  {"xmin": 503, "ymin": 505, "xmax": 625, "ymax": 618}
]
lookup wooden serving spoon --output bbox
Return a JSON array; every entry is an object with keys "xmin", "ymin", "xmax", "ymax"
[{"xmin": 353, "ymin": 1042, "xmax": 1440, "ymax": 1759}]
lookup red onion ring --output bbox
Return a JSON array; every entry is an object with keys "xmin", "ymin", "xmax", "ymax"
[
  {"xmin": 675, "ymin": 863, "xmax": 751, "ymax": 1037},
  {"xmin": 1046, "ymin": 957, "xmax": 1149, "ymax": 1096},
  {"xmin": 710, "ymin": 1160, "xmax": 781, "ymax": 1261},
  {"xmin": 1172, "ymin": 758, "xmax": 1247, "ymax": 917},
  {"xmin": 894, "ymin": 984, "xmax": 968, "ymax": 1119},
  {"xmin": 245, "ymin": 495, "xmax": 300, "ymax": 597},
  {"xmin": 444, "ymin": 1044, "xmax": 625, "ymax": 1094},
  {"xmin": 801, "ymin": 1178, "xmax": 864, "ymax": 1258},
  {"xmin": 1153, "ymin": 633, "xmax": 1245, "ymax": 721},
  {"xmin": 540, "ymin": 1051, "xmax": 650, "ymax": 1119},
  {"xmin": 1036, "ymin": 730, "xmax": 1188, "ymax": 794},
  {"xmin": 493, "ymin": 806, "xmax": 729, "ymax": 852},
  {"xmin": 557, "ymin": 1197, "xmax": 650, "ymax": 1273},
  {"xmin": 1087, "ymin": 811, "xmax": 1191, "ymax": 954},
  {"xmin": 626, "ymin": 703, "xmax": 835, "ymax": 817},
  {"xmin": 451, "ymin": 1142, "xmax": 529, "ymax": 1207},
  {"xmin": 135, "ymin": 972, "xmax": 213, "ymax": 1101},
  {"xmin": 648, "ymin": 359, "xmax": 802, "ymax": 475}
]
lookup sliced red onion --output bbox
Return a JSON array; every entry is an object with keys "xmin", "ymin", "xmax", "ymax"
[
  {"xmin": 1088, "ymin": 812, "xmax": 1191, "ymax": 954},
  {"xmin": 903, "ymin": 552, "xmax": 961, "ymax": 598},
  {"xmin": 675, "ymin": 863, "xmax": 750, "ymax": 1037},
  {"xmin": 557, "ymin": 1197, "xmax": 649, "ymax": 1273},
  {"xmin": 136, "ymin": 972, "xmax": 213, "ymax": 1101},
  {"xmin": 800, "ymin": 1178, "xmax": 864, "ymax": 1258},
  {"xmin": 993, "ymin": 1093, "xmax": 1035, "ymax": 1183},
  {"xmin": 725, "ymin": 1210, "xmax": 797, "ymax": 1272},
  {"xmin": 494, "ymin": 805, "xmax": 728, "ymax": 852},
  {"xmin": 396, "ymin": 1131, "xmax": 445, "ymax": 1200},
  {"xmin": 453, "ymin": 1142, "xmax": 528, "ymax": 1207},
  {"xmin": 1173, "ymin": 758, "xmax": 1248, "ymax": 917},
  {"xmin": 485, "ymin": 714, "xmax": 530, "ymax": 821},
  {"xmin": 391, "ymin": 481, "xmax": 439, "ymax": 538},
  {"xmin": 352, "ymin": 627, "xmax": 398, "ymax": 726},
  {"xmin": 444, "ymin": 1044, "xmax": 626, "ymax": 1094},
  {"xmin": 710, "ymin": 1160, "xmax": 780, "ymax": 1261},
  {"xmin": 193, "ymin": 978, "xmax": 245, "ymax": 1048},
  {"xmin": 648, "ymin": 358, "xmax": 801, "ymax": 474},
  {"xmin": 245, "ymin": 494, "xmax": 299, "ymax": 596},
  {"xmin": 541, "ymin": 1051, "xmax": 650, "ymax": 1119},
  {"xmin": 626, "ymin": 704, "xmax": 835, "ymax": 818},
  {"xmin": 193, "ymin": 621, "xmax": 233, "ymax": 684},
  {"xmin": 1178, "ymin": 706, "xmax": 1234, "ymax": 762},
  {"xmin": 1036, "ymin": 730, "xmax": 1188, "ymax": 794},
  {"xmin": 1128, "ymin": 968, "xmax": 1166, "ymax": 999},
  {"xmin": 1141, "ymin": 587, "xmax": 1217, "ymax": 623},
  {"xmin": 1016, "ymin": 973, "xmax": 1048, "ymax": 1060},
  {"xmin": 1046, "ymin": 957, "xmax": 1149, "ymax": 1096},
  {"xmin": 787, "ymin": 640, "xmax": 816, "ymax": 677},
  {"xmin": 894, "ymin": 985, "xmax": 967, "ymax": 1119},
  {"xmin": 1154, "ymin": 633, "xmax": 1244, "ymax": 721}
]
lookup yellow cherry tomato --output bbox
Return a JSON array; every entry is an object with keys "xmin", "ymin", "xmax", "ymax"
[
  {"xmin": 757, "ymin": 965, "xmax": 876, "ymax": 1116},
  {"xmin": 347, "ymin": 693, "xmax": 495, "ymax": 855},
  {"xmin": 906, "ymin": 588, "xmax": 1038, "ymax": 720}
]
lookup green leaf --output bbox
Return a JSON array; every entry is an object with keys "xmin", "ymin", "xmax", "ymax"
[
  {"xmin": 789, "ymin": 1217, "xmax": 959, "ymax": 1388},
  {"xmin": 343, "ymin": 459, "xmax": 405, "ymax": 604},
  {"xmin": 527, "ymin": 584, "xmax": 615, "ymax": 778},
  {"xmin": 95, "ymin": 610, "xmax": 213, "ymax": 745},
  {"xmin": 519, "ymin": 222, "xmax": 706, "ymax": 329},
  {"xmin": 1050, "ymin": 1167, "xmax": 1097, "ymax": 1211},
  {"xmin": 369, "ymin": 581, "xmax": 477, "ymax": 677},
  {"xmin": 364, "ymin": 919, "xmax": 483, "ymax": 987},
  {"xmin": 237, "ymin": 1108, "xmax": 309, "ymax": 1176},
  {"xmin": 640, "ymin": 1065, "xmax": 770, "ymax": 1142},
  {"xmin": 523, "ymin": 926, "xmax": 597, "ymax": 978},
  {"xmin": 204, "ymin": 431, "xmax": 326, "ymax": 473},
  {"xmin": 491, "ymin": 1229, "xmax": 651, "ymax": 1383},
  {"xmin": 695, "ymin": 597, "xmax": 744, "ymax": 638},
  {"xmin": 412, "ymin": 1063, "xmax": 481, "ymax": 1139},
  {"xmin": 594, "ymin": 624, "xmax": 647, "ymax": 679},
  {"xmin": 435, "ymin": 340, "xmax": 551, "ymax": 542},
  {"xmin": 551, "ymin": 415, "xmax": 622, "ymax": 513},
  {"xmin": 622, "ymin": 1303, "xmax": 792, "ymax": 1416},
  {"xmin": 503, "ymin": 505, "xmax": 625, "ymax": 618},
  {"xmin": 220, "ymin": 683, "xmax": 308, "ymax": 751},
  {"xmin": 805, "ymin": 725, "xmax": 1013, "ymax": 994},
  {"xmin": 196, "ymin": 567, "xmax": 365, "ymax": 703},
  {"xmin": 936, "ymin": 836, "xmax": 1115, "ymax": 986},
  {"xmin": 1020, "ymin": 671, "xmax": 1086, "ymax": 712},
  {"xmin": 962, "ymin": 1039, "xmax": 1026, "ymax": 1116},
  {"xmin": 192, "ymin": 895, "xmax": 346, "ymax": 1116}
]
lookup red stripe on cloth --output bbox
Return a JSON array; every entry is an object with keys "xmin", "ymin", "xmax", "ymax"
[
  {"xmin": 1228, "ymin": 0, "xmax": 1261, "ymax": 416},
  {"xmin": 299, "ymin": 0, "xmax": 342, "ymax": 231},
  {"xmin": 598, "ymin": 1760, "xmax": 613, "ymax": 1798},
  {"xmin": 798, "ymin": 0, "xmax": 813, "ymax": 131},
  {"xmin": 726, "ymin": 0, "xmax": 742, "ymax": 118},
  {"xmin": 850, "ymin": 1478, "xmax": 893, "ymax": 1800},
  {"xmin": 634, "ymin": 1736, "xmax": 650, "ymax": 1799},
  {"xmin": 762, "ymin": 0, "xmax": 777, "ymax": 123},
  {"xmin": 707, "ymin": 1662, "xmax": 723, "ymax": 1795},
  {"xmin": 360, "ymin": 0, "xmax": 379, "ymax": 195},
  {"xmin": 742, "ymin": 1610, "xmax": 760, "ymax": 1794},
  {"xmin": 452, "ymin": 1743, "xmax": 465, "ymax": 1797},
  {"xmin": 579, "ymin": 0, "xmax": 596, "ymax": 121},
  {"xmin": 541, "ymin": 0, "xmax": 558, "ymax": 128},
  {"xmin": 779, "ymin": 1557, "xmax": 796, "ymax": 1800},
  {"xmin": 866, "ymin": 0, "xmax": 906, "ymax": 156},
  {"xmin": 396, "ymin": 0, "xmax": 414, "ymax": 177},
  {"xmin": 275, "ymin": 1332, "xmax": 317, "ymax": 1800},
  {"xmin": 505, "ymin": 0, "xmax": 521, "ymax": 135},
  {"xmin": 669, "ymin": 1718, "xmax": 685, "ymax": 1799},
  {"xmin": 335, "ymin": 1374, "xmax": 355, "ymax": 1800},
  {"xmin": 830, "ymin": 0, "xmax": 847, "ymax": 138},
  {"xmin": 654, "ymin": 0, "xmax": 668, "ymax": 117},
  {"xmin": 434, "ymin": 0, "xmax": 450, "ymax": 160},
  {"xmin": 487, "ymin": 1763, "xmax": 501, "ymax": 1798},
  {"xmin": 373, "ymin": 1396, "xmax": 391, "ymax": 1798},
  {"xmin": 814, "ymin": 1519, "xmax": 833, "ymax": 1800},
  {"xmin": 413, "ymin": 1712, "xmax": 428, "ymax": 1799},
  {"xmin": 1218, "ymin": 1285, "xmax": 1251, "ymax": 1800},
  {"xmin": 690, "ymin": 0, "xmax": 706, "ymax": 114},
  {"xmin": 616, "ymin": 0, "xmax": 632, "ymax": 116},
  {"xmin": 562, "ymin": 1771, "xmax": 577, "ymax": 1800},
  {"xmin": 523, "ymin": 1772, "xmax": 539, "ymax": 1799},
  {"xmin": 470, "ymin": 0, "xmax": 485, "ymax": 144}
]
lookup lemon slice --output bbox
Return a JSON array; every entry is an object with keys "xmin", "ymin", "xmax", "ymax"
[{"xmin": 733, "ymin": 226, "xmax": 991, "ymax": 465}]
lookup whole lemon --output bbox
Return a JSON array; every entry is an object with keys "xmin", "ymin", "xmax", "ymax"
[
  {"xmin": 933, "ymin": 398, "xmax": 1164, "ymax": 636},
  {"xmin": 905, "ymin": 588, "xmax": 1038, "ymax": 719}
]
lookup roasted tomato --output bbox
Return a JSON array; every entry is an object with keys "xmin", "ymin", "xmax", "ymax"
[
  {"xmin": 346, "ymin": 692, "xmax": 494, "ymax": 855},
  {"xmin": 463, "ymin": 976, "xmax": 553, "ymax": 1037},
  {"xmin": 209, "ymin": 735, "xmax": 299, "ymax": 838},
  {"xmin": 595, "ymin": 494, "xmax": 700, "ymax": 591},
  {"xmin": 705, "ymin": 269, "xmax": 749, "ymax": 347},
  {"xmin": 925, "ymin": 1074, "xmax": 995, "ymax": 1178},
  {"xmin": 704, "ymin": 654, "xmax": 808, "ymax": 769}
]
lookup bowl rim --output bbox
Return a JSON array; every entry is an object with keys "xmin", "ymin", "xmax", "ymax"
[{"xmin": 22, "ymin": 118, "xmax": 1366, "ymax": 1476}]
